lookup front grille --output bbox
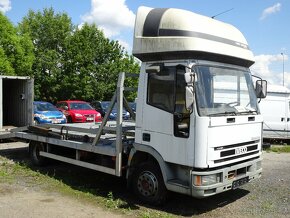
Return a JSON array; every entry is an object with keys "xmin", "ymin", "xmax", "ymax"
[
  {"xmin": 213, "ymin": 140, "xmax": 260, "ymax": 164},
  {"xmin": 215, "ymin": 151, "xmax": 259, "ymax": 164},
  {"xmin": 84, "ymin": 114, "xmax": 94, "ymax": 118},
  {"xmin": 220, "ymin": 144, "xmax": 258, "ymax": 157},
  {"xmin": 220, "ymin": 149, "xmax": 235, "ymax": 157},
  {"xmin": 49, "ymin": 116, "xmax": 62, "ymax": 119},
  {"xmin": 215, "ymin": 140, "xmax": 259, "ymax": 151}
]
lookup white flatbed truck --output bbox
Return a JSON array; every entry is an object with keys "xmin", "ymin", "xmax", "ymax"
[{"xmin": 0, "ymin": 6, "xmax": 267, "ymax": 205}]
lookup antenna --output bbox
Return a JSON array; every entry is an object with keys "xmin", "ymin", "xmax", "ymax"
[{"xmin": 211, "ymin": 8, "xmax": 234, "ymax": 19}]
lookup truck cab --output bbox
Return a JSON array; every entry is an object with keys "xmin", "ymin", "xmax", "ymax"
[{"xmin": 128, "ymin": 7, "xmax": 266, "ymax": 204}]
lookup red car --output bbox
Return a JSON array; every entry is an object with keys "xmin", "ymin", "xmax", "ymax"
[{"xmin": 56, "ymin": 100, "xmax": 102, "ymax": 123}]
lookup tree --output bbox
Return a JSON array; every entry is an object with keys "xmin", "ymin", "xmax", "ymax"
[
  {"xmin": 0, "ymin": 47, "xmax": 13, "ymax": 75},
  {"xmin": 18, "ymin": 8, "xmax": 73, "ymax": 101},
  {"xmin": 19, "ymin": 8, "xmax": 140, "ymax": 103},
  {"xmin": 63, "ymin": 23, "xmax": 139, "ymax": 102},
  {"xmin": 0, "ymin": 13, "xmax": 34, "ymax": 76}
]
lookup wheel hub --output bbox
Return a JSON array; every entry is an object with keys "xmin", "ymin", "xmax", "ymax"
[{"xmin": 137, "ymin": 171, "xmax": 158, "ymax": 197}]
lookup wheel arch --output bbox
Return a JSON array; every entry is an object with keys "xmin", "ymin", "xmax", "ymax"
[{"xmin": 126, "ymin": 143, "xmax": 168, "ymax": 187}]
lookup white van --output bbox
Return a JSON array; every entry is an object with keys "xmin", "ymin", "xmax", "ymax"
[{"xmin": 259, "ymin": 84, "xmax": 290, "ymax": 139}]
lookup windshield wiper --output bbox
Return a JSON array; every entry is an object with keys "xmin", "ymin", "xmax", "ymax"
[
  {"xmin": 209, "ymin": 111, "xmax": 237, "ymax": 117},
  {"xmin": 237, "ymin": 109, "xmax": 258, "ymax": 115}
]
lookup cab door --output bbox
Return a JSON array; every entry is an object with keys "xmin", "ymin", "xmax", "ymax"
[{"xmin": 141, "ymin": 63, "xmax": 191, "ymax": 165}]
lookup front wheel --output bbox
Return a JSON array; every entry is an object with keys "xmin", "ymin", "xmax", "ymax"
[{"xmin": 132, "ymin": 162, "xmax": 168, "ymax": 205}]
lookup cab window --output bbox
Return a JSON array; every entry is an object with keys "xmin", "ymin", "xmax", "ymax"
[{"xmin": 147, "ymin": 66, "xmax": 175, "ymax": 112}]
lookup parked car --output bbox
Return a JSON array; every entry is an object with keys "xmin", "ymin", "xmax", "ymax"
[
  {"xmin": 34, "ymin": 101, "xmax": 66, "ymax": 124},
  {"xmin": 90, "ymin": 100, "xmax": 107, "ymax": 117},
  {"xmin": 90, "ymin": 101, "xmax": 130, "ymax": 120},
  {"xmin": 56, "ymin": 100, "xmax": 102, "ymax": 123},
  {"xmin": 128, "ymin": 102, "xmax": 136, "ymax": 112}
]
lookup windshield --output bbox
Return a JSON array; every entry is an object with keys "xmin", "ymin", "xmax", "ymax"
[
  {"xmin": 35, "ymin": 102, "xmax": 57, "ymax": 112},
  {"xmin": 195, "ymin": 65, "xmax": 259, "ymax": 117},
  {"xmin": 101, "ymin": 101, "xmax": 130, "ymax": 113},
  {"xmin": 70, "ymin": 102, "xmax": 94, "ymax": 110},
  {"xmin": 101, "ymin": 102, "xmax": 110, "ymax": 110},
  {"xmin": 129, "ymin": 102, "xmax": 136, "ymax": 111}
]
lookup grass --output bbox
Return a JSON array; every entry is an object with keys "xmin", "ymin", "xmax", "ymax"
[
  {"xmin": 0, "ymin": 156, "xmax": 172, "ymax": 218},
  {"xmin": 1, "ymin": 145, "xmax": 288, "ymax": 217},
  {"xmin": 261, "ymin": 201, "xmax": 274, "ymax": 212},
  {"xmin": 265, "ymin": 145, "xmax": 290, "ymax": 153}
]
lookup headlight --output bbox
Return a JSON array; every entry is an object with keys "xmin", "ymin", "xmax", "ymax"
[
  {"xmin": 193, "ymin": 173, "xmax": 221, "ymax": 186},
  {"xmin": 75, "ymin": 113, "xmax": 83, "ymax": 117},
  {"xmin": 35, "ymin": 114, "xmax": 49, "ymax": 120}
]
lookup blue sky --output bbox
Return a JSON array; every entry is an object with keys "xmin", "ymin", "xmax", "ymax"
[{"xmin": 1, "ymin": 0, "xmax": 289, "ymax": 88}]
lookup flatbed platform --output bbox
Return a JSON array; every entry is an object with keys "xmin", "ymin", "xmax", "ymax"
[
  {"xmin": 0, "ymin": 120, "xmax": 135, "ymax": 175},
  {"xmin": 0, "ymin": 72, "xmax": 136, "ymax": 177},
  {"xmin": 0, "ymin": 120, "xmax": 135, "ymax": 149}
]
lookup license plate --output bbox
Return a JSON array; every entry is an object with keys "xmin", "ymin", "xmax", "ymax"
[
  {"xmin": 232, "ymin": 177, "xmax": 249, "ymax": 189},
  {"xmin": 86, "ymin": 117, "xmax": 94, "ymax": 121},
  {"xmin": 52, "ymin": 119, "xmax": 61, "ymax": 124}
]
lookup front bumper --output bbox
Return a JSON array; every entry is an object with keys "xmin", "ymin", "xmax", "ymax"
[
  {"xmin": 36, "ymin": 118, "xmax": 66, "ymax": 124},
  {"xmin": 73, "ymin": 117, "xmax": 102, "ymax": 123},
  {"xmin": 191, "ymin": 157, "xmax": 262, "ymax": 198}
]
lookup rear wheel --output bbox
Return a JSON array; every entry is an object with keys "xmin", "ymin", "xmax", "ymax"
[
  {"xmin": 132, "ymin": 162, "xmax": 168, "ymax": 205},
  {"xmin": 29, "ymin": 141, "xmax": 47, "ymax": 166}
]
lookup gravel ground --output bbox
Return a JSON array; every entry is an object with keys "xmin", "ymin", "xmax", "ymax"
[
  {"xmin": 0, "ymin": 186, "xmax": 124, "ymax": 218},
  {"xmin": 0, "ymin": 142, "xmax": 289, "ymax": 218},
  {"xmin": 199, "ymin": 152, "xmax": 290, "ymax": 218},
  {"xmin": 0, "ymin": 142, "xmax": 125, "ymax": 218}
]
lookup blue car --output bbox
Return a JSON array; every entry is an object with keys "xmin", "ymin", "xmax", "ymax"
[
  {"xmin": 34, "ymin": 101, "xmax": 67, "ymax": 124},
  {"xmin": 91, "ymin": 101, "xmax": 130, "ymax": 120}
]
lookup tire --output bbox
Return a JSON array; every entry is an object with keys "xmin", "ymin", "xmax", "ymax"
[
  {"xmin": 67, "ymin": 116, "xmax": 72, "ymax": 123},
  {"xmin": 29, "ymin": 141, "xmax": 47, "ymax": 166},
  {"xmin": 132, "ymin": 162, "xmax": 168, "ymax": 205},
  {"xmin": 33, "ymin": 119, "xmax": 39, "ymax": 125}
]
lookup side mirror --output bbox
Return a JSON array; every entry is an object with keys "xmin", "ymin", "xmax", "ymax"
[
  {"xmin": 185, "ymin": 86, "xmax": 194, "ymax": 110},
  {"xmin": 63, "ymin": 106, "xmax": 69, "ymax": 110},
  {"xmin": 255, "ymin": 80, "xmax": 267, "ymax": 98}
]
